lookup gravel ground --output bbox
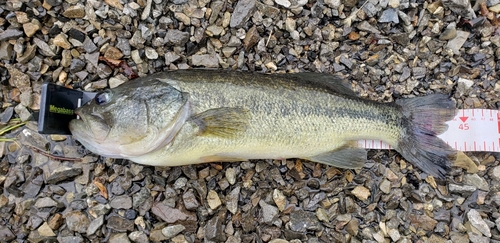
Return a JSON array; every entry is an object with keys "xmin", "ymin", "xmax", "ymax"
[{"xmin": 1, "ymin": 0, "xmax": 500, "ymax": 242}]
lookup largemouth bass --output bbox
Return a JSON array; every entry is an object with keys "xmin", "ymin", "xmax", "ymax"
[{"xmin": 69, "ymin": 70, "xmax": 456, "ymax": 178}]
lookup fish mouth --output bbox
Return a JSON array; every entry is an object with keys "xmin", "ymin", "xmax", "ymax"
[{"xmin": 69, "ymin": 110, "xmax": 110, "ymax": 142}]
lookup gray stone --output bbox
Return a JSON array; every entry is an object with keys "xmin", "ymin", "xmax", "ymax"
[
  {"xmin": 209, "ymin": 1, "xmax": 224, "ymax": 24},
  {"xmin": 442, "ymin": 0, "xmax": 476, "ymax": 19},
  {"xmin": 70, "ymin": 59, "xmax": 86, "ymax": 73},
  {"xmin": 107, "ymin": 216, "xmax": 134, "ymax": 232},
  {"xmin": 46, "ymin": 0, "xmax": 62, "ymax": 6},
  {"xmin": 128, "ymin": 231, "xmax": 149, "ymax": 243},
  {"xmin": 339, "ymin": 55, "xmax": 353, "ymax": 69},
  {"xmin": 0, "ymin": 29, "xmax": 23, "ymax": 41},
  {"xmin": 6, "ymin": 64, "xmax": 31, "ymax": 92},
  {"xmin": 35, "ymin": 197, "xmax": 58, "ymax": 208},
  {"xmin": 357, "ymin": 21, "xmax": 381, "ymax": 34},
  {"xmin": 89, "ymin": 204, "xmax": 111, "ymax": 217},
  {"xmin": 182, "ymin": 189, "xmax": 200, "ymax": 210},
  {"xmin": 83, "ymin": 37, "xmax": 98, "ymax": 53},
  {"xmin": 440, "ymin": 22, "xmax": 457, "ymax": 40},
  {"xmin": 85, "ymin": 52, "xmax": 100, "ymax": 68},
  {"xmin": 46, "ymin": 167, "xmax": 83, "ymax": 184},
  {"xmin": 305, "ymin": 192, "xmax": 326, "ymax": 210},
  {"xmin": 457, "ymin": 77, "xmax": 474, "ymax": 95},
  {"xmin": 464, "ymin": 174, "xmax": 488, "ymax": 191},
  {"xmin": 467, "ymin": 209, "xmax": 491, "ymax": 237},
  {"xmin": 87, "ymin": 215, "xmax": 104, "ymax": 235},
  {"xmin": 66, "ymin": 211, "xmax": 90, "ymax": 234},
  {"xmin": 129, "ymin": 31, "xmax": 146, "ymax": 48},
  {"xmin": 16, "ymin": 43, "xmax": 37, "ymax": 64},
  {"xmin": 259, "ymin": 200, "xmax": 279, "ymax": 224},
  {"xmin": 144, "ymin": 47, "xmax": 158, "ymax": 59},
  {"xmin": 289, "ymin": 210, "xmax": 323, "ymax": 232},
  {"xmin": 362, "ymin": 1, "xmax": 379, "ymax": 17},
  {"xmin": 274, "ymin": 0, "xmax": 291, "ymax": 8},
  {"xmin": 164, "ymin": 52, "xmax": 181, "ymax": 65},
  {"xmin": 412, "ymin": 67, "xmax": 427, "ymax": 79},
  {"xmin": 191, "ymin": 54, "xmax": 219, "ymax": 68},
  {"xmin": 172, "ymin": 0, "xmax": 188, "ymax": 4},
  {"xmin": 110, "ymin": 195, "xmax": 133, "ymax": 209},
  {"xmin": 116, "ymin": 38, "xmax": 131, "ymax": 56},
  {"xmin": 325, "ymin": 0, "xmax": 341, "ymax": 8},
  {"xmin": 151, "ymin": 203, "xmax": 197, "ymax": 224},
  {"xmin": 230, "ymin": 0, "xmax": 257, "ymax": 28},
  {"xmin": 379, "ymin": 8, "xmax": 399, "ymax": 23},
  {"xmin": 256, "ymin": 2, "xmax": 280, "ymax": 18},
  {"xmin": 0, "ymin": 226, "xmax": 15, "ymax": 242},
  {"xmin": 58, "ymin": 236, "xmax": 84, "ymax": 243},
  {"xmin": 165, "ymin": 30, "xmax": 189, "ymax": 46},
  {"xmin": 225, "ymin": 167, "xmax": 237, "ymax": 185},
  {"xmin": 161, "ymin": 225, "xmax": 185, "ymax": 239},
  {"xmin": 380, "ymin": 179, "xmax": 391, "ymax": 194},
  {"xmin": 205, "ymin": 212, "xmax": 226, "ymax": 241},
  {"xmin": 206, "ymin": 25, "xmax": 224, "ymax": 37},
  {"xmin": 490, "ymin": 166, "xmax": 500, "ymax": 180},
  {"xmin": 449, "ymin": 183, "xmax": 477, "ymax": 193},
  {"xmin": 226, "ymin": 186, "xmax": 240, "ymax": 214},
  {"xmin": 173, "ymin": 177, "xmax": 188, "ymax": 189},
  {"xmin": 447, "ymin": 30, "xmax": 470, "ymax": 55},
  {"xmin": 33, "ymin": 38, "xmax": 56, "ymax": 56},
  {"xmin": 109, "ymin": 233, "xmax": 130, "ymax": 243},
  {"xmin": 0, "ymin": 41, "xmax": 13, "ymax": 60},
  {"xmin": 468, "ymin": 232, "xmax": 490, "ymax": 243},
  {"xmin": 141, "ymin": 0, "xmax": 152, "ymax": 20}
]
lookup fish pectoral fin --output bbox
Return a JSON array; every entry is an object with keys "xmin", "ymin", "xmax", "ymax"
[
  {"xmin": 306, "ymin": 147, "xmax": 367, "ymax": 169},
  {"xmin": 191, "ymin": 107, "xmax": 250, "ymax": 138}
]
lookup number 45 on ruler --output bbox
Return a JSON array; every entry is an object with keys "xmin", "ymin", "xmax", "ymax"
[{"xmin": 439, "ymin": 109, "xmax": 500, "ymax": 152}]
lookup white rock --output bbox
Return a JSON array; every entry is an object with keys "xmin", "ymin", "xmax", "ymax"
[
  {"xmin": 468, "ymin": 209, "xmax": 491, "ymax": 237},
  {"xmin": 274, "ymin": 0, "xmax": 291, "ymax": 8}
]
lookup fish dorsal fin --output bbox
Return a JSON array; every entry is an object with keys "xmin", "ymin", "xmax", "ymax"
[
  {"xmin": 190, "ymin": 107, "xmax": 250, "ymax": 138},
  {"xmin": 277, "ymin": 72, "xmax": 358, "ymax": 97},
  {"xmin": 306, "ymin": 142, "xmax": 367, "ymax": 169}
]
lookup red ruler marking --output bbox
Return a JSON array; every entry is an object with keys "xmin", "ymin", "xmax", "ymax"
[{"xmin": 497, "ymin": 111, "xmax": 500, "ymax": 133}]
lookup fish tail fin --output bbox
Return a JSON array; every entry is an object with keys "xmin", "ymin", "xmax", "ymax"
[{"xmin": 395, "ymin": 94, "xmax": 457, "ymax": 179}]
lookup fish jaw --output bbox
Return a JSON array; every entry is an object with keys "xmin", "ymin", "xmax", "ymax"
[{"xmin": 69, "ymin": 114, "xmax": 129, "ymax": 158}]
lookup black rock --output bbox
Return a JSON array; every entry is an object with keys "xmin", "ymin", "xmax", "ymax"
[
  {"xmin": 48, "ymin": 25, "xmax": 62, "ymax": 37},
  {"xmin": 68, "ymin": 28, "xmax": 86, "ymax": 43}
]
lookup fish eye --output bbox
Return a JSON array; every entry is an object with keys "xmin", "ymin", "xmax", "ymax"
[{"xmin": 94, "ymin": 91, "xmax": 111, "ymax": 105}]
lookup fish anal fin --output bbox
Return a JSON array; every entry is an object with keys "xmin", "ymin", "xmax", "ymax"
[
  {"xmin": 191, "ymin": 107, "xmax": 250, "ymax": 138},
  {"xmin": 306, "ymin": 146, "xmax": 367, "ymax": 169}
]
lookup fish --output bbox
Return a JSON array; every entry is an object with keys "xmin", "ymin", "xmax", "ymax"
[{"xmin": 69, "ymin": 70, "xmax": 457, "ymax": 178}]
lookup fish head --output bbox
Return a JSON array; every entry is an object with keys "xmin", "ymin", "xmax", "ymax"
[{"xmin": 69, "ymin": 79, "xmax": 191, "ymax": 158}]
